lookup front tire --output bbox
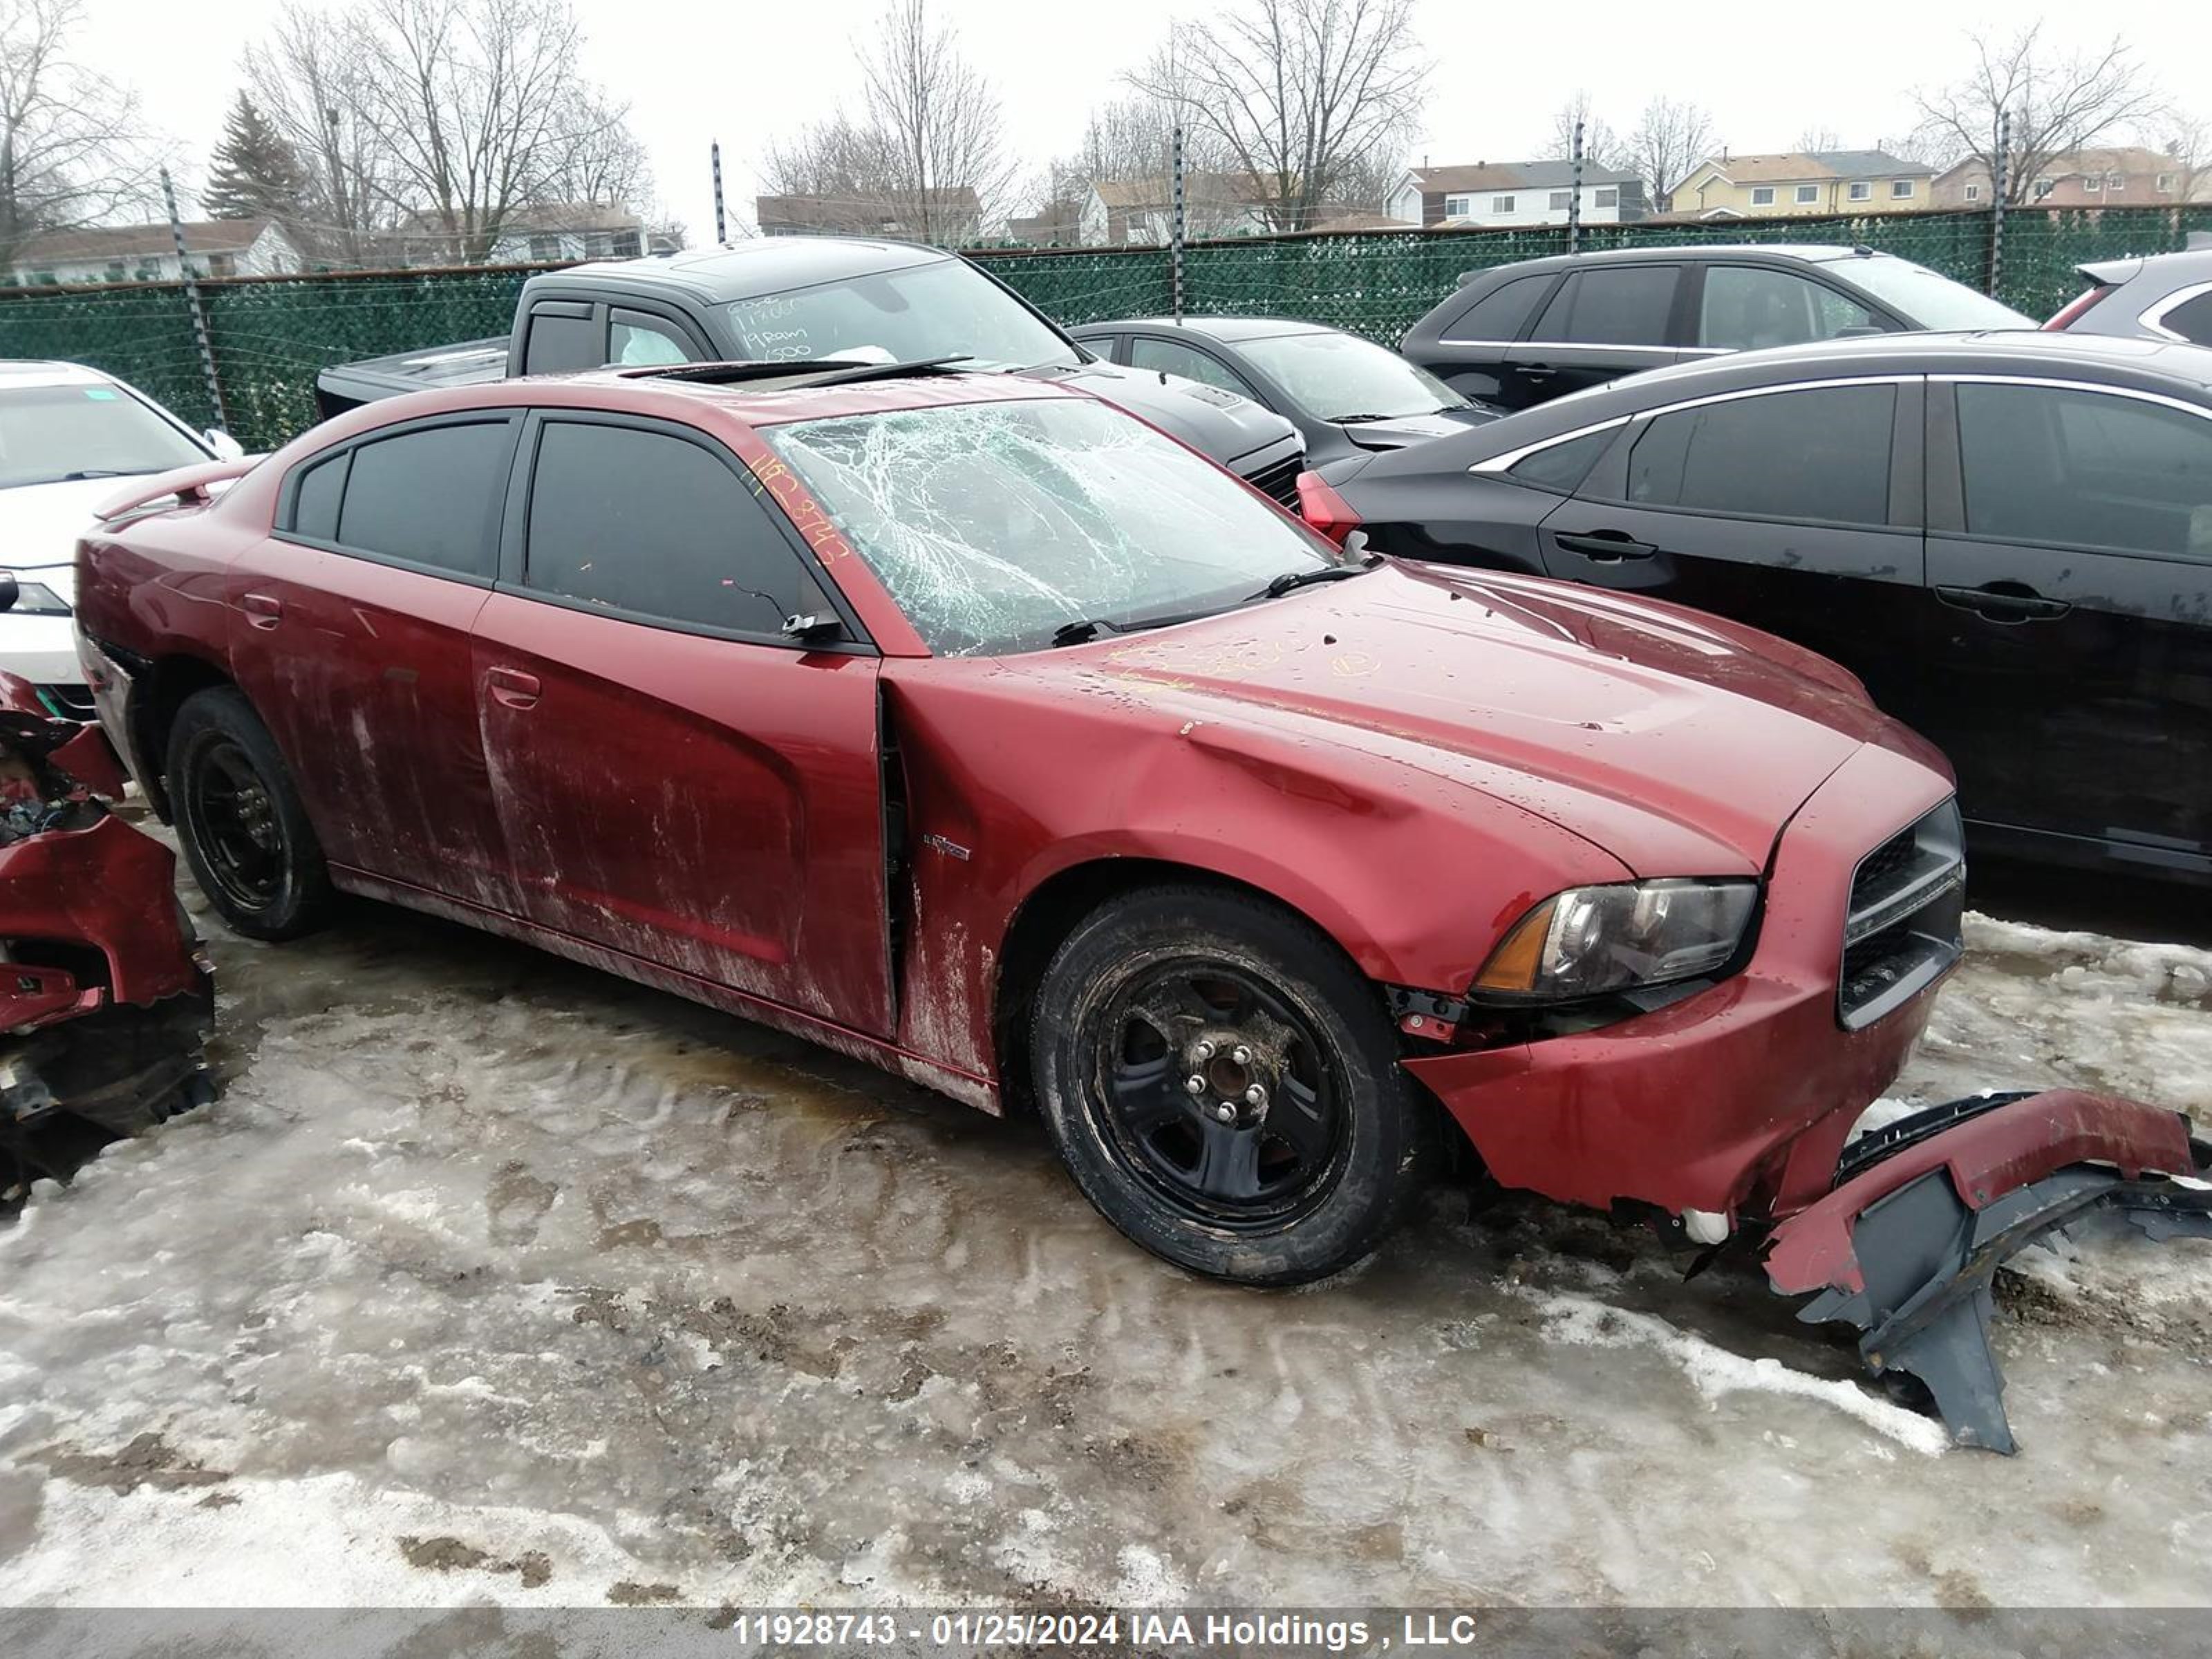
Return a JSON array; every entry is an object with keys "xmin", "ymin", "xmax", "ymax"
[
  {"xmin": 167, "ymin": 686, "xmax": 335, "ymax": 941},
  {"xmin": 1031, "ymin": 885, "xmax": 1435, "ymax": 1286}
]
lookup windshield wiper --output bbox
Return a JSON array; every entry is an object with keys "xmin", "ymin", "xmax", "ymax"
[
  {"xmin": 1328, "ymin": 413, "xmax": 1395, "ymax": 424},
  {"xmin": 56, "ymin": 468, "xmax": 152, "ymax": 481},
  {"xmin": 1049, "ymin": 617, "xmax": 1119, "ymax": 647},
  {"xmin": 1251, "ymin": 558, "xmax": 1380, "ymax": 601}
]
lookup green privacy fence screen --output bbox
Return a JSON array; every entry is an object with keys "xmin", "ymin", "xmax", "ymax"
[{"xmin": 5, "ymin": 205, "xmax": 2209, "ymax": 453}]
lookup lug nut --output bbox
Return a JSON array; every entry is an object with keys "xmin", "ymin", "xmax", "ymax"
[
  {"xmin": 1231, "ymin": 1044, "xmax": 1251, "ymax": 1065},
  {"xmin": 1184, "ymin": 1075, "xmax": 1206, "ymax": 1095},
  {"xmin": 1193, "ymin": 1039, "xmax": 1216, "ymax": 1061},
  {"xmin": 1244, "ymin": 1084, "xmax": 1266, "ymax": 1107},
  {"xmin": 1215, "ymin": 1103, "xmax": 1236, "ymax": 1123}
]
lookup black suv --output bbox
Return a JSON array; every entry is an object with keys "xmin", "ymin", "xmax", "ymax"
[{"xmin": 1400, "ymin": 245, "xmax": 2032, "ymax": 411}]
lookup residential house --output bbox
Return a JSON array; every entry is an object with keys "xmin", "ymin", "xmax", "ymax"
[
  {"xmin": 1383, "ymin": 162, "xmax": 1647, "ymax": 229},
  {"xmin": 1667, "ymin": 150, "xmax": 1934, "ymax": 219},
  {"xmin": 1080, "ymin": 174, "xmax": 1277, "ymax": 245},
  {"xmin": 1006, "ymin": 199, "xmax": 1085, "ymax": 246},
  {"xmin": 3, "ymin": 218, "xmax": 303, "ymax": 285},
  {"xmin": 754, "ymin": 189, "xmax": 982, "ymax": 245},
  {"xmin": 1931, "ymin": 148, "xmax": 2206, "ymax": 208},
  {"xmin": 484, "ymin": 204, "xmax": 646, "ymax": 263}
]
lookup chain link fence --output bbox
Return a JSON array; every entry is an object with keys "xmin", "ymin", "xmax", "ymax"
[{"xmin": 4, "ymin": 206, "xmax": 2210, "ymax": 453}]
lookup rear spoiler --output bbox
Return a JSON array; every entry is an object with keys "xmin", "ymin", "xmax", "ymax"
[{"xmin": 93, "ymin": 458, "xmax": 258, "ymax": 525}]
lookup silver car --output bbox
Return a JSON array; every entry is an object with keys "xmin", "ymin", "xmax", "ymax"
[{"xmin": 2046, "ymin": 236, "xmax": 2212, "ymax": 346}]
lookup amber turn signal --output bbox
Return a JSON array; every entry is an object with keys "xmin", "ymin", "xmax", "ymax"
[{"xmin": 1472, "ymin": 898, "xmax": 1556, "ymax": 993}]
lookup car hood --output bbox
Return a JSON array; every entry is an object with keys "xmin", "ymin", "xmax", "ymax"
[
  {"xmin": 1342, "ymin": 406, "xmax": 1503, "ymax": 450},
  {"xmin": 1037, "ymin": 360, "xmax": 1301, "ymax": 467},
  {"xmin": 1040, "ymin": 561, "xmax": 1924, "ymax": 876},
  {"xmin": 0, "ymin": 476, "xmax": 138, "ymax": 601}
]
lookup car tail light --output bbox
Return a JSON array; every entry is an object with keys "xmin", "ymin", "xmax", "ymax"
[
  {"xmin": 1295, "ymin": 470, "xmax": 1362, "ymax": 547},
  {"xmin": 2043, "ymin": 285, "xmax": 2111, "ymax": 330}
]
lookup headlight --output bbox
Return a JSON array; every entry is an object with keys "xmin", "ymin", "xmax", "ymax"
[{"xmin": 1472, "ymin": 879, "xmax": 1758, "ymax": 1002}]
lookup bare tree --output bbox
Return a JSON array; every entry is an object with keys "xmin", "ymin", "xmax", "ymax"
[
  {"xmin": 0, "ymin": 0, "xmax": 158, "ymax": 271},
  {"xmin": 1794, "ymin": 125, "xmax": 1842, "ymax": 155},
  {"xmin": 243, "ymin": 3, "xmax": 384, "ymax": 263},
  {"xmin": 1547, "ymin": 91, "xmax": 1620, "ymax": 169},
  {"xmin": 758, "ymin": 113, "xmax": 904, "ymax": 232},
  {"xmin": 1625, "ymin": 96, "xmax": 1713, "ymax": 212},
  {"xmin": 856, "ymin": 0, "xmax": 1013, "ymax": 242},
  {"xmin": 1912, "ymin": 24, "xmax": 2165, "ymax": 205},
  {"xmin": 1131, "ymin": 0, "xmax": 1427, "ymax": 234},
  {"xmin": 2164, "ymin": 112, "xmax": 2212, "ymax": 205}
]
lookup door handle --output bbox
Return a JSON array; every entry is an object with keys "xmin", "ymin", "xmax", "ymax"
[
  {"xmin": 486, "ymin": 666, "xmax": 541, "ymax": 710},
  {"xmin": 1519, "ymin": 364, "xmax": 1559, "ymax": 379},
  {"xmin": 241, "ymin": 592, "xmax": 283, "ymax": 630},
  {"xmin": 1553, "ymin": 530, "xmax": 1658, "ymax": 563},
  {"xmin": 1934, "ymin": 584, "xmax": 2072, "ymax": 624}
]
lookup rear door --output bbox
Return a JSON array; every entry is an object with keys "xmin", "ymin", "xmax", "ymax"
[
  {"xmin": 1501, "ymin": 263, "xmax": 1690, "ymax": 409},
  {"xmin": 1922, "ymin": 375, "xmax": 2212, "ymax": 873},
  {"xmin": 230, "ymin": 413, "xmax": 522, "ymax": 910},
  {"xmin": 1533, "ymin": 377, "xmax": 1929, "ymax": 720},
  {"xmin": 471, "ymin": 409, "xmax": 894, "ymax": 1029},
  {"xmin": 1405, "ymin": 270, "xmax": 1558, "ymax": 407}
]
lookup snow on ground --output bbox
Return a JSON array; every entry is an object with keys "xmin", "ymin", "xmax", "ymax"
[{"xmin": 1, "ymin": 878, "xmax": 2211, "ymax": 1611}]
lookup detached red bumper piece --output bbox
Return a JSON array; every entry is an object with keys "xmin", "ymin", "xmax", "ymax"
[
  {"xmin": 0, "ymin": 674, "xmax": 214, "ymax": 1206},
  {"xmin": 1765, "ymin": 1089, "xmax": 2212, "ymax": 1454}
]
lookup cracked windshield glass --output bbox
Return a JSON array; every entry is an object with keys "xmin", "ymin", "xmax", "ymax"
[{"xmin": 763, "ymin": 397, "xmax": 1341, "ymax": 656}]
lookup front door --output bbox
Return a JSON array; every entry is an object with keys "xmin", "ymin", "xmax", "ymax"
[
  {"xmin": 471, "ymin": 410, "xmax": 894, "ymax": 1031},
  {"xmin": 1921, "ymin": 377, "xmax": 2212, "ymax": 874},
  {"xmin": 1536, "ymin": 377, "xmax": 1929, "ymax": 722},
  {"xmin": 229, "ymin": 413, "xmax": 521, "ymax": 910}
]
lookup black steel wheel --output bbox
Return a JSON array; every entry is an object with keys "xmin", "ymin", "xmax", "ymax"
[
  {"xmin": 1032, "ymin": 884, "xmax": 1436, "ymax": 1286},
  {"xmin": 167, "ymin": 686, "xmax": 334, "ymax": 940}
]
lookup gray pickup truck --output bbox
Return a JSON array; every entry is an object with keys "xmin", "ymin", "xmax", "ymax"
[{"xmin": 316, "ymin": 236, "xmax": 1308, "ymax": 504}]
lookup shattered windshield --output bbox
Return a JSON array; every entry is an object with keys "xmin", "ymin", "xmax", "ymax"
[
  {"xmin": 762, "ymin": 396, "xmax": 1342, "ymax": 657},
  {"xmin": 725, "ymin": 258, "xmax": 1080, "ymax": 372}
]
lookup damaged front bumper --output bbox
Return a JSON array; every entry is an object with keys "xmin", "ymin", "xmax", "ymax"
[{"xmin": 1764, "ymin": 1089, "xmax": 2212, "ymax": 1454}]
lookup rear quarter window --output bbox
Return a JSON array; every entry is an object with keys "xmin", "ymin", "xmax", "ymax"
[
  {"xmin": 1440, "ymin": 274, "xmax": 1553, "ymax": 344},
  {"xmin": 332, "ymin": 420, "xmax": 513, "ymax": 576}
]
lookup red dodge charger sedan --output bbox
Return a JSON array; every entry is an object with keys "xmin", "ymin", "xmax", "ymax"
[{"xmin": 74, "ymin": 359, "xmax": 1976, "ymax": 1286}]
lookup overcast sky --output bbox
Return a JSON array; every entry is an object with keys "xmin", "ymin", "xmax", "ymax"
[{"xmin": 82, "ymin": 0, "xmax": 2212, "ymax": 238}]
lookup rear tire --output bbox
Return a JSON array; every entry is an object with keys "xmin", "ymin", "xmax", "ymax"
[
  {"xmin": 167, "ymin": 686, "xmax": 335, "ymax": 941},
  {"xmin": 1031, "ymin": 884, "xmax": 1435, "ymax": 1286}
]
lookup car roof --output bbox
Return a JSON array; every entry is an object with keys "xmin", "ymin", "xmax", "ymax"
[
  {"xmin": 467, "ymin": 364, "xmax": 1085, "ymax": 429},
  {"xmin": 1388, "ymin": 328, "xmax": 2212, "ymax": 471},
  {"xmin": 1075, "ymin": 315, "xmax": 1333, "ymax": 343},
  {"xmin": 0, "ymin": 359, "xmax": 119, "ymax": 390},
  {"xmin": 1464, "ymin": 243, "xmax": 1882, "ymax": 283},
  {"xmin": 545, "ymin": 234, "xmax": 949, "ymax": 304}
]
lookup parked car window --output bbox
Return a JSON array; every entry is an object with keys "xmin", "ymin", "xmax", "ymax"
[
  {"xmin": 1956, "ymin": 383, "xmax": 2212, "ymax": 561},
  {"xmin": 334, "ymin": 421, "xmax": 510, "ymax": 576},
  {"xmin": 1441, "ymin": 274, "xmax": 1552, "ymax": 343},
  {"xmin": 1508, "ymin": 427, "xmax": 1617, "ymax": 494},
  {"xmin": 1234, "ymin": 330, "xmax": 1468, "ymax": 421},
  {"xmin": 610, "ymin": 310, "xmax": 694, "ymax": 366},
  {"xmin": 524, "ymin": 420, "xmax": 820, "ymax": 634},
  {"xmin": 288, "ymin": 452, "xmax": 346, "ymax": 541},
  {"xmin": 1128, "ymin": 337, "xmax": 1255, "ymax": 397},
  {"xmin": 1834, "ymin": 256, "xmax": 2032, "ymax": 330},
  {"xmin": 0, "ymin": 382, "xmax": 205, "ymax": 489},
  {"xmin": 762, "ymin": 397, "xmax": 1344, "ymax": 658},
  {"xmin": 1698, "ymin": 266, "xmax": 1882, "ymax": 350},
  {"xmin": 522, "ymin": 308, "xmax": 601, "ymax": 375},
  {"xmin": 1624, "ymin": 384, "xmax": 1896, "ymax": 527},
  {"xmin": 1532, "ymin": 265, "xmax": 1676, "ymax": 347},
  {"xmin": 2159, "ymin": 291, "xmax": 2212, "ymax": 346}
]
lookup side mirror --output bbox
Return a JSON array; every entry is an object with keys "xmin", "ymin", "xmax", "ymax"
[
  {"xmin": 781, "ymin": 611, "xmax": 845, "ymax": 644},
  {"xmin": 204, "ymin": 429, "xmax": 245, "ymax": 460},
  {"xmin": 0, "ymin": 573, "xmax": 17, "ymax": 614}
]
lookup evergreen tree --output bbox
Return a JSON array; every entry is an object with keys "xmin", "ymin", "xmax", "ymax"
[{"xmin": 203, "ymin": 92, "xmax": 310, "ymax": 224}]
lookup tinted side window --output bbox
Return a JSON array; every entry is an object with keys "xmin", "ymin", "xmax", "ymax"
[
  {"xmin": 290, "ymin": 451, "xmax": 347, "ymax": 541},
  {"xmin": 1956, "ymin": 383, "xmax": 2212, "ymax": 560},
  {"xmin": 524, "ymin": 421, "xmax": 822, "ymax": 633},
  {"xmin": 609, "ymin": 310, "xmax": 695, "ymax": 366},
  {"xmin": 1442, "ymin": 274, "xmax": 1553, "ymax": 343},
  {"xmin": 1533, "ymin": 265, "xmax": 1677, "ymax": 347},
  {"xmin": 1698, "ymin": 265, "xmax": 1882, "ymax": 349},
  {"xmin": 523, "ymin": 307, "xmax": 600, "ymax": 374},
  {"xmin": 2162, "ymin": 290, "xmax": 2212, "ymax": 346},
  {"xmin": 335, "ymin": 422, "xmax": 511, "ymax": 575},
  {"xmin": 1509, "ymin": 427, "xmax": 1615, "ymax": 493},
  {"xmin": 1129, "ymin": 337, "xmax": 1255, "ymax": 397},
  {"xmin": 1625, "ymin": 384, "xmax": 1896, "ymax": 526}
]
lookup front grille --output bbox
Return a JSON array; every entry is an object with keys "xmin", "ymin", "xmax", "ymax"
[
  {"xmin": 34, "ymin": 683, "xmax": 95, "ymax": 721},
  {"xmin": 1838, "ymin": 799, "xmax": 1966, "ymax": 1030},
  {"xmin": 1244, "ymin": 453, "xmax": 1302, "ymax": 509}
]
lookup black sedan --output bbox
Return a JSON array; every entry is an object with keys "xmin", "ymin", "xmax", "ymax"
[
  {"xmin": 1070, "ymin": 316, "xmax": 1497, "ymax": 462},
  {"xmin": 1302, "ymin": 330, "xmax": 2212, "ymax": 884}
]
